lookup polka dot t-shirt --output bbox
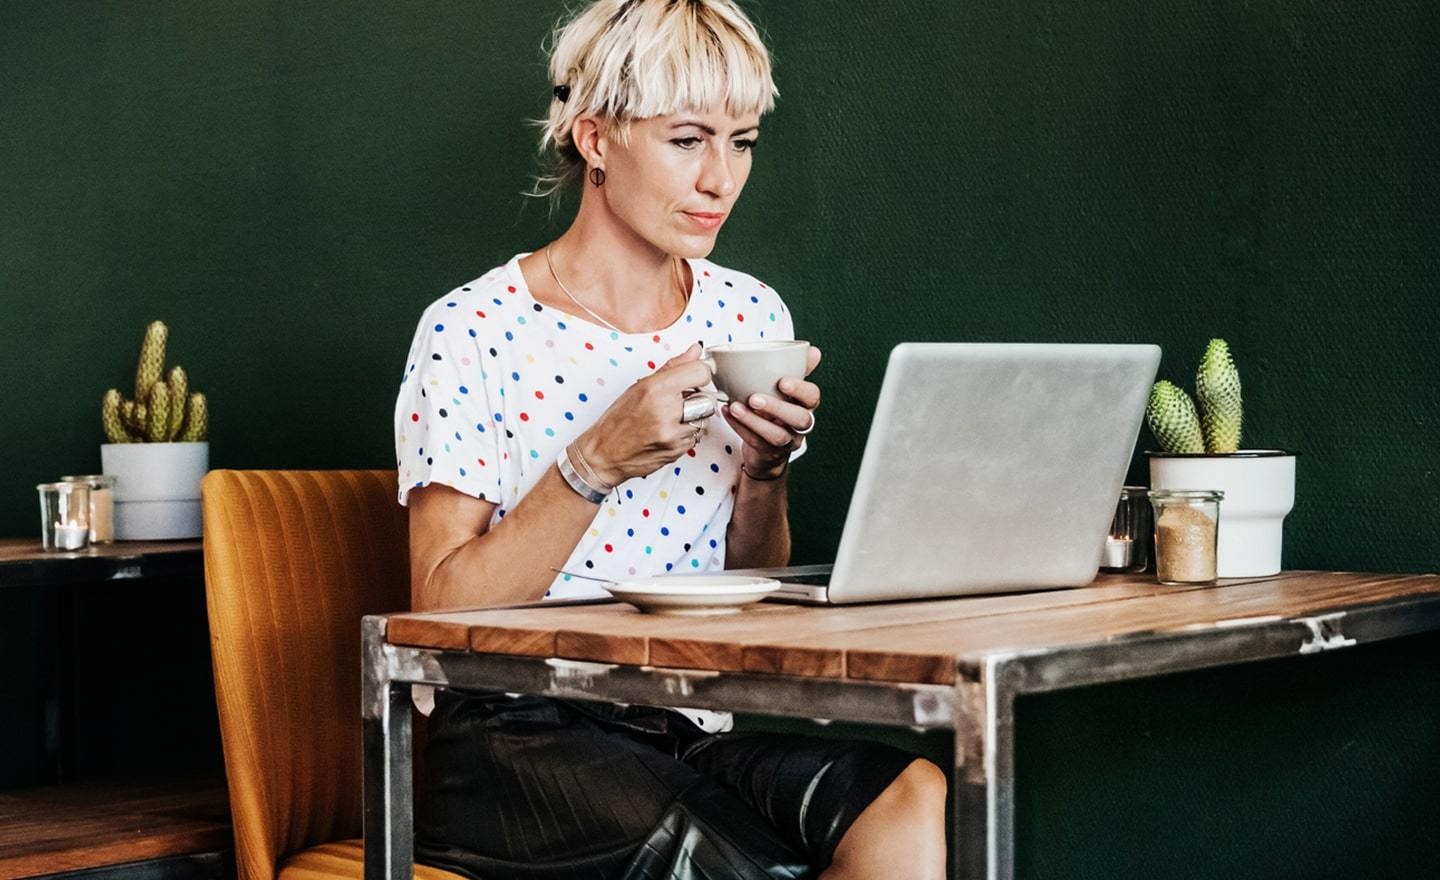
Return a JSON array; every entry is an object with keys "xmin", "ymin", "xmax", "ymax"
[{"xmin": 394, "ymin": 252, "xmax": 799, "ymax": 595}]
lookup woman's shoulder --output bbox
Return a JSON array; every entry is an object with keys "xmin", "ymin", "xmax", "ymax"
[
  {"xmin": 691, "ymin": 258, "xmax": 790, "ymax": 312},
  {"xmin": 415, "ymin": 259, "xmax": 521, "ymax": 321},
  {"xmin": 406, "ymin": 258, "xmax": 541, "ymax": 357}
]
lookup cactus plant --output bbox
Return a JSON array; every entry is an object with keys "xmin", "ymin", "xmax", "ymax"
[
  {"xmin": 166, "ymin": 366, "xmax": 188, "ymax": 439},
  {"xmin": 1146, "ymin": 380, "xmax": 1206, "ymax": 454},
  {"xmin": 1195, "ymin": 338, "xmax": 1242, "ymax": 454},
  {"xmin": 102, "ymin": 390, "xmax": 129, "ymax": 444},
  {"xmin": 134, "ymin": 321, "xmax": 166, "ymax": 402},
  {"xmin": 1147, "ymin": 339, "xmax": 1244, "ymax": 455},
  {"xmin": 146, "ymin": 380, "xmax": 171, "ymax": 442},
  {"xmin": 101, "ymin": 320, "xmax": 209, "ymax": 443},
  {"xmin": 179, "ymin": 393, "xmax": 208, "ymax": 442}
]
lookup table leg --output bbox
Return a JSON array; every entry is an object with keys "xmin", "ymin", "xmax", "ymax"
[
  {"xmin": 952, "ymin": 659, "xmax": 1016, "ymax": 880},
  {"xmin": 363, "ymin": 615, "xmax": 414, "ymax": 880},
  {"xmin": 952, "ymin": 674, "xmax": 985, "ymax": 880}
]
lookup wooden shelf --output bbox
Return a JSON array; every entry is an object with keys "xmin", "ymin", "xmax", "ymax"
[{"xmin": 0, "ymin": 776, "xmax": 230, "ymax": 878}]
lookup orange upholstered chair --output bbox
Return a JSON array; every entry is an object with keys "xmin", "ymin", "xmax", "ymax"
[{"xmin": 201, "ymin": 470, "xmax": 463, "ymax": 880}]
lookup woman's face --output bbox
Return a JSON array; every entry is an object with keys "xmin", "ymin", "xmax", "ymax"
[{"xmin": 596, "ymin": 108, "xmax": 761, "ymax": 259}]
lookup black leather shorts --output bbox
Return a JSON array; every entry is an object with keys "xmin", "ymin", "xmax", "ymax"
[{"xmin": 415, "ymin": 689, "xmax": 920, "ymax": 880}]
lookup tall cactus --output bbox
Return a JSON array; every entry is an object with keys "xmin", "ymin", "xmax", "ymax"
[
  {"xmin": 101, "ymin": 321, "xmax": 208, "ymax": 443},
  {"xmin": 1146, "ymin": 380, "xmax": 1206, "ymax": 454},
  {"xmin": 134, "ymin": 321, "xmax": 167, "ymax": 402},
  {"xmin": 1195, "ymin": 338, "xmax": 1243, "ymax": 454}
]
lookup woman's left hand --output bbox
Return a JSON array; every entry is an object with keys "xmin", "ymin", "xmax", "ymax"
[{"xmin": 721, "ymin": 345, "xmax": 822, "ymax": 479}]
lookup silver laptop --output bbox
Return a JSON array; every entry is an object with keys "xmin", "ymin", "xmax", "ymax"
[{"xmin": 735, "ymin": 342, "xmax": 1161, "ymax": 604}]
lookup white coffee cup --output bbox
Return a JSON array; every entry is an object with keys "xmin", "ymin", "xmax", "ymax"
[{"xmin": 700, "ymin": 340, "xmax": 810, "ymax": 404}]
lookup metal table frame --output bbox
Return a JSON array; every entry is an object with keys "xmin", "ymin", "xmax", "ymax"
[{"xmin": 363, "ymin": 591, "xmax": 1440, "ymax": 880}]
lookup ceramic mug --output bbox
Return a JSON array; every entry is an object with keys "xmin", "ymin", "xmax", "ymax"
[{"xmin": 700, "ymin": 340, "xmax": 810, "ymax": 405}]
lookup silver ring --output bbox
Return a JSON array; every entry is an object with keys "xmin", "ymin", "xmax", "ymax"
[
  {"xmin": 682, "ymin": 392, "xmax": 717, "ymax": 424},
  {"xmin": 793, "ymin": 410, "xmax": 817, "ymax": 436}
]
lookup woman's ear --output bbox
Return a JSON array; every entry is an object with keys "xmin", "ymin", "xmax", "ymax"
[{"xmin": 570, "ymin": 116, "xmax": 608, "ymax": 169}]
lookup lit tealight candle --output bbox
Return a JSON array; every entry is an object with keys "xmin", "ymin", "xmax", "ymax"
[
  {"xmin": 1102, "ymin": 535, "xmax": 1133, "ymax": 569},
  {"xmin": 53, "ymin": 521, "xmax": 89, "ymax": 551}
]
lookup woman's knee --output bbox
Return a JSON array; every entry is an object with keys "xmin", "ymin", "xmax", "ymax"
[
  {"xmin": 887, "ymin": 758, "xmax": 948, "ymax": 815},
  {"xmin": 854, "ymin": 758, "xmax": 948, "ymax": 833},
  {"xmin": 827, "ymin": 759, "xmax": 947, "ymax": 877}
]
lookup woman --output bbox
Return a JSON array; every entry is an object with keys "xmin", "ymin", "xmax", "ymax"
[{"xmin": 394, "ymin": 2, "xmax": 946, "ymax": 878}]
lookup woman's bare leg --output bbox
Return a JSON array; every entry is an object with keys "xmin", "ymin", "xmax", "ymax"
[{"xmin": 819, "ymin": 758, "xmax": 948, "ymax": 880}]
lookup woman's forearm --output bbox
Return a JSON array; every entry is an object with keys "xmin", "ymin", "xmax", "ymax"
[
  {"xmin": 421, "ymin": 465, "xmax": 601, "ymax": 610},
  {"xmin": 724, "ymin": 471, "xmax": 791, "ymax": 568}
]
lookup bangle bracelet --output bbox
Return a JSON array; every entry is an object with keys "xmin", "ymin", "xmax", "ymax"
[
  {"xmin": 741, "ymin": 459, "xmax": 788, "ymax": 482},
  {"xmin": 557, "ymin": 447, "xmax": 608, "ymax": 503},
  {"xmin": 570, "ymin": 441, "xmax": 611, "ymax": 491}
]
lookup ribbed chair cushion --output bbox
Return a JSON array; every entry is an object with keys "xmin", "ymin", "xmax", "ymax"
[
  {"xmin": 202, "ymin": 470, "xmax": 464, "ymax": 880},
  {"xmin": 278, "ymin": 840, "xmax": 461, "ymax": 880}
]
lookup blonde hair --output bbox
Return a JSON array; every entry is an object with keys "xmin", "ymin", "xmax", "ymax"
[{"xmin": 530, "ymin": 0, "xmax": 778, "ymax": 200}]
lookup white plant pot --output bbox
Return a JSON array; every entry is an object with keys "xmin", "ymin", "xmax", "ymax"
[
  {"xmin": 100, "ymin": 442, "xmax": 210, "ymax": 540},
  {"xmin": 1149, "ymin": 450, "xmax": 1297, "ymax": 578}
]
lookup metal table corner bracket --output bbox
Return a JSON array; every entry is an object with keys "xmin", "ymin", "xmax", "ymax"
[
  {"xmin": 545, "ymin": 656, "xmax": 619, "ymax": 694},
  {"xmin": 1297, "ymin": 612, "xmax": 1356, "ymax": 654}
]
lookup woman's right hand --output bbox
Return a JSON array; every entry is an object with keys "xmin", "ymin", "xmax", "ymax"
[{"xmin": 574, "ymin": 342, "xmax": 713, "ymax": 487}]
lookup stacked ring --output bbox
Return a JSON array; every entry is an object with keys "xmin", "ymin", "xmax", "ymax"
[{"xmin": 682, "ymin": 392, "xmax": 717, "ymax": 424}]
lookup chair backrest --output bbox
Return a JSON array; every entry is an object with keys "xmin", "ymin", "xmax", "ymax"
[{"xmin": 202, "ymin": 469, "xmax": 409, "ymax": 880}]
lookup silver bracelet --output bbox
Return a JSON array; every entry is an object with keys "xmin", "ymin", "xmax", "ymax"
[
  {"xmin": 570, "ymin": 442, "xmax": 610, "ymax": 492},
  {"xmin": 556, "ymin": 446, "xmax": 608, "ymax": 504}
]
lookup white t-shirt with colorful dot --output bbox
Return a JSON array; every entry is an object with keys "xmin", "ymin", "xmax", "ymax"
[{"xmin": 394, "ymin": 253, "xmax": 800, "ymax": 731}]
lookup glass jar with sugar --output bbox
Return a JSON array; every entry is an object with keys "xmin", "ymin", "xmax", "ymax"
[{"xmin": 1148, "ymin": 489, "xmax": 1223, "ymax": 585}]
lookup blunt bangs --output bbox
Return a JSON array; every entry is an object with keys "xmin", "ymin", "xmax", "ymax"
[
  {"xmin": 586, "ymin": 0, "xmax": 776, "ymax": 122},
  {"xmin": 531, "ymin": 0, "xmax": 777, "ymax": 200}
]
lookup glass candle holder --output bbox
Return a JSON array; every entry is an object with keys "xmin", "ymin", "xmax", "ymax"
[
  {"xmin": 1148, "ymin": 489, "xmax": 1223, "ymax": 585},
  {"xmin": 37, "ymin": 482, "xmax": 92, "ymax": 552},
  {"xmin": 1101, "ymin": 486, "xmax": 1151, "ymax": 573},
  {"xmin": 60, "ymin": 474, "xmax": 117, "ymax": 544}
]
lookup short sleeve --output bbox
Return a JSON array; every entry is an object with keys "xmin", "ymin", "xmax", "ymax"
[{"xmin": 394, "ymin": 302, "xmax": 502, "ymax": 506}]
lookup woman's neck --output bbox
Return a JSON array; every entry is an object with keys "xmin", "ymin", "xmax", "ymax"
[{"xmin": 539, "ymin": 202, "xmax": 689, "ymax": 332}]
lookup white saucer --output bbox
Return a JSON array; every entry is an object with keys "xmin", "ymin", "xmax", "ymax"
[{"xmin": 605, "ymin": 575, "xmax": 780, "ymax": 616}]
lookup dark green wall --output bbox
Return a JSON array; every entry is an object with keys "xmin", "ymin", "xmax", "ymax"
[
  {"xmin": 2, "ymin": 1, "xmax": 1440, "ymax": 570},
  {"xmin": 1014, "ymin": 629, "xmax": 1440, "ymax": 878},
  {"xmin": 2, "ymin": 1, "xmax": 1436, "ymax": 567},
  {"xmin": 3, "ymin": 1, "xmax": 1438, "ymax": 869}
]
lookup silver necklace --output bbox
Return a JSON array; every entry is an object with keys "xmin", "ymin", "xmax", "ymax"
[{"xmin": 544, "ymin": 245, "xmax": 685, "ymax": 334}]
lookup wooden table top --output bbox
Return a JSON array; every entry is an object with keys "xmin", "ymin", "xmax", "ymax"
[
  {"xmin": 386, "ymin": 570, "xmax": 1440, "ymax": 685},
  {"xmin": 0, "ymin": 538, "xmax": 202, "ymax": 563},
  {"xmin": 0, "ymin": 538, "xmax": 203, "ymax": 589},
  {"xmin": 0, "ymin": 776, "xmax": 230, "ymax": 876}
]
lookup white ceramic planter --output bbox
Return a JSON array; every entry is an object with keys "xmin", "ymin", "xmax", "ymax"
[
  {"xmin": 1148, "ymin": 450, "xmax": 1296, "ymax": 578},
  {"xmin": 100, "ymin": 442, "xmax": 210, "ymax": 540}
]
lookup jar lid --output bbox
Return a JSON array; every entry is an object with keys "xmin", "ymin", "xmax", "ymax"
[
  {"xmin": 1118, "ymin": 485, "xmax": 1149, "ymax": 499},
  {"xmin": 60, "ymin": 474, "xmax": 117, "ymax": 487},
  {"xmin": 36, "ymin": 482, "xmax": 87, "ymax": 492},
  {"xmin": 1147, "ymin": 488, "xmax": 1224, "ymax": 501}
]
